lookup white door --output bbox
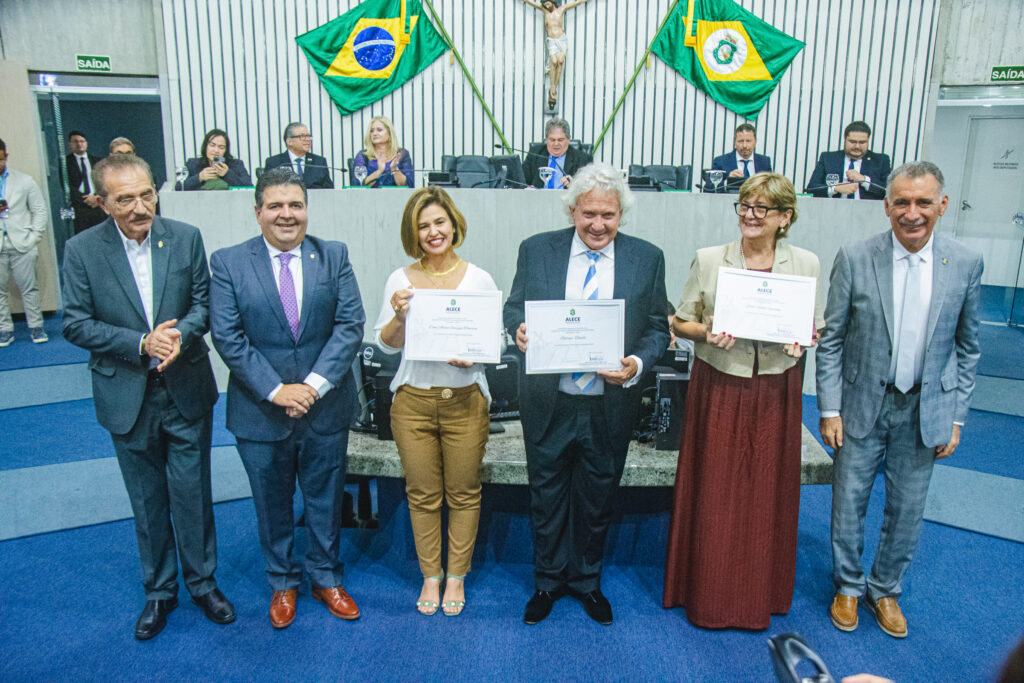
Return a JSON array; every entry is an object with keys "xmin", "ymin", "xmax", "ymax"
[{"xmin": 954, "ymin": 116, "xmax": 1024, "ymax": 324}]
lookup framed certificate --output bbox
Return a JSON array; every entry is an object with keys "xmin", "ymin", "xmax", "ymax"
[
  {"xmin": 524, "ymin": 299, "xmax": 625, "ymax": 374},
  {"xmin": 711, "ymin": 267, "xmax": 817, "ymax": 346},
  {"xmin": 404, "ymin": 289, "xmax": 503, "ymax": 363}
]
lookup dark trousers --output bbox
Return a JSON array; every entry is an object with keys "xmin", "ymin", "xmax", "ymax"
[
  {"xmin": 110, "ymin": 375, "xmax": 217, "ymax": 600},
  {"xmin": 524, "ymin": 393, "xmax": 630, "ymax": 593},
  {"xmin": 236, "ymin": 423, "xmax": 349, "ymax": 591}
]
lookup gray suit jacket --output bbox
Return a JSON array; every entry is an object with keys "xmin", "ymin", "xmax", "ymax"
[
  {"xmin": 815, "ymin": 231, "xmax": 983, "ymax": 446},
  {"xmin": 62, "ymin": 217, "xmax": 218, "ymax": 435}
]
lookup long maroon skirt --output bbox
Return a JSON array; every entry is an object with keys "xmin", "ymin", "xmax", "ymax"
[{"xmin": 662, "ymin": 356, "xmax": 804, "ymax": 629}]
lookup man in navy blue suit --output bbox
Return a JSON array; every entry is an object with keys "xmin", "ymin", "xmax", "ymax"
[
  {"xmin": 807, "ymin": 121, "xmax": 891, "ymax": 200},
  {"xmin": 263, "ymin": 122, "xmax": 334, "ymax": 189},
  {"xmin": 504, "ymin": 162, "xmax": 670, "ymax": 626},
  {"xmin": 708, "ymin": 123, "xmax": 772, "ymax": 193},
  {"xmin": 209, "ymin": 167, "xmax": 364, "ymax": 629}
]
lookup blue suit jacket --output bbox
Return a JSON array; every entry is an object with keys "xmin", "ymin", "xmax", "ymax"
[
  {"xmin": 209, "ymin": 235, "xmax": 365, "ymax": 442},
  {"xmin": 816, "ymin": 231, "xmax": 983, "ymax": 446},
  {"xmin": 62, "ymin": 217, "xmax": 218, "ymax": 435},
  {"xmin": 264, "ymin": 151, "xmax": 334, "ymax": 189},
  {"xmin": 503, "ymin": 228, "xmax": 670, "ymax": 445},
  {"xmin": 706, "ymin": 152, "xmax": 772, "ymax": 192},
  {"xmin": 807, "ymin": 150, "xmax": 891, "ymax": 199}
]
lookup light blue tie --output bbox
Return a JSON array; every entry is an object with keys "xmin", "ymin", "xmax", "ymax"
[
  {"xmin": 546, "ymin": 156, "xmax": 557, "ymax": 189},
  {"xmin": 295, "ymin": 157, "xmax": 304, "ymax": 176},
  {"xmin": 894, "ymin": 253, "xmax": 921, "ymax": 392},
  {"xmin": 572, "ymin": 251, "xmax": 601, "ymax": 393}
]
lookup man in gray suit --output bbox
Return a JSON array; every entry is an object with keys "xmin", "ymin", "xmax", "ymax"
[
  {"xmin": 816, "ymin": 161, "xmax": 982, "ymax": 639},
  {"xmin": 62, "ymin": 154, "xmax": 234, "ymax": 640}
]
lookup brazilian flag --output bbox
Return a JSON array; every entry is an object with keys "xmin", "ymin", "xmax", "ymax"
[
  {"xmin": 651, "ymin": 0, "xmax": 804, "ymax": 119},
  {"xmin": 296, "ymin": 0, "xmax": 448, "ymax": 116}
]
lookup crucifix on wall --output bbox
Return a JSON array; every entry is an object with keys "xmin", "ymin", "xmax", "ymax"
[{"xmin": 523, "ymin": 0, "xmax": 593, "ymax": 112}]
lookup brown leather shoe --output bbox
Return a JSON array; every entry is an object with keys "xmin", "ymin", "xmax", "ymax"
[
  {"xmin": 869, "ymin": 597, "xmax": 908, "ymax": 638},
  {"xmin": 269, "ymin": 589, "xmax": 297, "ymax": 629},
  {"xmin": 312, "ymin": 585, "xmax": 360, "ymax": 620},
  {"xmin": 829, "ymin": 593, "xmax": 858, "ymax": 631}
]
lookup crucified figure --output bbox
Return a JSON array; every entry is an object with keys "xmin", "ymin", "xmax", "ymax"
[{"xmin": 523, "ymin": 0, "xmax": 593, "ymax": 110}]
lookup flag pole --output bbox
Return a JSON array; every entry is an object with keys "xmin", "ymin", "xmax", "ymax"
[
  {"xmin": 421, "ymin": 0, "xmax": 513, "ymax": 153},
  {"xmin": 592, "ymin": 0, "xmax": 681, "ymax": 154}
]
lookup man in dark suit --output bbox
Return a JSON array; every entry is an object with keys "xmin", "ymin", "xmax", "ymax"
[
  {"xmin": 65, "ymin": 130, "xmax": 106, "ymax": 233},
  {"xmin": 210, "ymin": 167, "xmax": 364, "ymax": 629},
  {"xmin": 523, "ymin": 118, "xmax": 593, "ymax": 189},
  {"xmin": 62, "ymin": 154, "xmax": 234, "ymax": 640},
  {"xmin": 263, "ymin": 122, "xmax": 334, "ymax": 189},
  {"xmin": 816, "ymin": 161, "xmax": 982, "ymax": 638},
  {"xmin": 807, "ymin": 121, "xmax": 891, "ymax": 199},
  {"xmin": 504, "ymin": 162, "xmax": 670, "ymax": 625},
  {"xmin": 707, "ymin": 123, "xmax": 772, "ymax": 193}
]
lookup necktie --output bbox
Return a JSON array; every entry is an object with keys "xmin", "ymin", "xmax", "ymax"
[
  {"xmin": 572, "ymin": 251, "xmax": 601, "ymax": 393},
  {"xmin": 742, "ymin": 159, "xmax": 750, "ymax": 178},
  {"xmin": 80, "ymin": 157, "xmax": 91, "ymax": 194},
  {"xmin": 295, "ymin": 157, "xmax": 304, "ymax": 176},
  {"xmin": 278, "ymin": 253, "xmax": 300, "ymax": 340},
  {"xmin": 546, "ymin": 156, "xmax": 557, "ymax": 189},
  {"xmin": 894, "ymin": 254, "xmax": 921, "ymax": 393},
  {"xmin": 846, "ymin": 160, "xmax": 856, "ymax": 198}
]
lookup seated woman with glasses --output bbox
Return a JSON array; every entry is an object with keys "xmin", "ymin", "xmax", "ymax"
[
  {"xmin": 181, "ymin": 128, "xmax": 252, "ymax": 191},
  {"xmin": 350, "ymin": 116, "xmax": 414, "ymax": 188},
  {"xmin": 662, "ymin": 173, "xmax": 825, "ymax": 631}
]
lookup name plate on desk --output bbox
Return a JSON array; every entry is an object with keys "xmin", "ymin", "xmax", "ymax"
[
  {"xmin": 404, "ymin": 289, "xmax": 503, "ymax": 363},
  {"xmin": 711, "ymin": 268, "xmax": 816, "ymax": 346},
  {"xmin": 524, "ymin": 300, "xmax": 624, "ymax": 374}
]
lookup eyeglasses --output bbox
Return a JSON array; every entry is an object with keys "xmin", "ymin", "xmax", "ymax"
[
  {"xmin": 110, "ymin": 190, "xmax": 158, "ymax": 209},
  {"xmin": 734, "ymin": 202, "xmax": 783, "ymax": 219},
  {"xmin": 288, "ymin": 134, "xmax": 313, "ymax": 141}
]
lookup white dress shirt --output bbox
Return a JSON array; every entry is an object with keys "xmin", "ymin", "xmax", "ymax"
[
  {"xmin": 735, "ymin": 152, "xmax": 754, "ymax": 176},
  {"xmin": 558, "ymin": 231, "xmax": 643, "ymax": 395},
  {"xmin": 888, "ymin": 232, "xmax": 933, "ymax": 386},
  {"xmin": 117, "ymin": 228, "xmax": 157, "ymax": 364},
  {"xmin": 827, "ymin": 157, "xmax": 872, "ymax": 198},
  {"xmin": 288, "ymin": 151, "xmax": 306, "ymax": 175},
  {"xmin": 263, "ymin": 237, "xmax": 332, "ymax": 400}
]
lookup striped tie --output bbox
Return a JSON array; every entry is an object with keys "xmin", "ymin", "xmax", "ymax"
[{"xmin": 572, "ymin": 251, "xmax": 601, "ymax": 392}]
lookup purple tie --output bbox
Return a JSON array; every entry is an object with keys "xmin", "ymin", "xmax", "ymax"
[{"xmin": 277, "ymin": 252, "xmax": 299, "ymax": 340}]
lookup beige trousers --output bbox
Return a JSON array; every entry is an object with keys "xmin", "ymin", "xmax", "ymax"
[{"xmin": 390, "ymin": 384, "xmax": 489, "ymax": 577}]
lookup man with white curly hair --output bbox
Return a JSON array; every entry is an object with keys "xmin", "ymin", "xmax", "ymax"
[{"xmin": 504, "ymin": 162, "xmax": 670, "ymax": 626}]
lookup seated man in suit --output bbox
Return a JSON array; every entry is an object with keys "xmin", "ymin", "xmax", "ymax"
[
  {"xmin": 66, "ymin": 130, "xmax": 106, "ymax": 233},
  {"xmin": 807, "ymin": 121, "xmax": 891, "ymax": 199},
  {"xmin": 264, "ymin": 122, "xmax": 334, "ymax": 189},
  {"xmin": 62, "ymin": 153, "xmax": 234, "ymax": 640},
  {"xmin": 707, "ymin": 123, "xmax": 772, "ymax": 193},
  {"xmin": 504, "ymin": 162, "xmax": 670, "ymax": 626},
  {"xmin": 109, "ymin": 137, "xmax": 136, "ymax": 156},
  {"xmin": 523, "ymin": 117, "xmax": 593, "ymax": 189},
  {"xmin": 210, "ymin": 167, "xmax": 364, "ymax": 629}
]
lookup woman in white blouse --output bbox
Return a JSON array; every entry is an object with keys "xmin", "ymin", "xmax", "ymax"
[{"xmin": 375, "ymin": 186, "xmax": 498, "ymax": 617}]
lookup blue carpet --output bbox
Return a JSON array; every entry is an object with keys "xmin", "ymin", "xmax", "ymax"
[
  {"xmin": 1, "ymin": 483, "xmax": 1022, "ymax": 681},
  {"xmin": 801, "ymin": 396, "xmax": 1024, "ymax": 481},
  {"xmin": 977, "ymin": 324, "xmax": 1024, "ymax": 380},
  {"xmin": 0, "ymin": 395, "xmax": 235, "ymax": 471},
  {"xmin": 0, "ymin": 317, "xmax": 88, "ymax": 371}
]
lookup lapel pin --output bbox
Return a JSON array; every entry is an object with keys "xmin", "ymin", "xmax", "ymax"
[
  {"xmin": 310, "ymin": 253, "xmax": 316, "ymax": 259},
  {"xmin": 158, "ymin": 241, "xmax": 164, "ymax": 248},
  {"xmin": 942, "ymin": 258, "xmax": 948, "ymax": 265}
]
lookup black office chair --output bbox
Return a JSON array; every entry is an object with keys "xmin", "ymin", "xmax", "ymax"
[
  {"xmin": 454, "ymin": 155, "xmax": 495, "ymax": 188},
  {"xmin": 428, "ymin": 155, "xmax": 459, "ymax": 187},
  {"xmin": 767, "ymin": 633, "xmax": 836, "ymax": 683},
  {"xmin": 675, "ymin": 165, "xmax": 693, "ymax": 191},
  {"xmin": 642, "ymin": 165, "xmax": 678, "ymax": 190}
]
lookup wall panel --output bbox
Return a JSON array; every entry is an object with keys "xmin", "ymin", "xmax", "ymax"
[{"xmin": 161, "ymin": 0, "xmax": 938, "ymax": 190}]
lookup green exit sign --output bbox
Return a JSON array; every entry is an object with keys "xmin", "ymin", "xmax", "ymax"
[
  {"xmin": 76, "ymin": 54, "xmax": 111, "ymax": 72},
  {"xmin": 991, "ymin": 65, "xmax": 1024, "ymax": 81}
]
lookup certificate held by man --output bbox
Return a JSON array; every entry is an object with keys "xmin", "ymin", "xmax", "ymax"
[
  {"xmin": 524, "ymin": 299, "xmax": 625, "ymax": 374},
  {"xmin": 404, "ymin": 289, "xmax": 503, "ymax": 363},
  {"xmin": 711, "ymin": 267, "xmax": 817, "ymax": 346}
]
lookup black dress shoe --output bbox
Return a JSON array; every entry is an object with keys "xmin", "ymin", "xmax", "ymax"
[
  {"xmin": 192, "ymin": 587, "xmax": 236, "ymax": 625},
  {"xmin": 571, "ymin": 588, "xmax": 613, "ymax": 625},
  {"xmin": 524, "ymin": 588, "xmax": 564, "ymax": 625},
  {"xmin": 135, "ymin": 596, "xmax": 179, "ymax": 640}
]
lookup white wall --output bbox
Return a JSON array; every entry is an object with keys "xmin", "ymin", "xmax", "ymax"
[
  {"xmin": 159, "ymin": 0, "xmax": 939, "ymax": 188},
  {"xmin": 937, "ymin": 0, "xmax": 1024, "ymax": 86}
]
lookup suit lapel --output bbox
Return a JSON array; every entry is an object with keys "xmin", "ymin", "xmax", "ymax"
[
  {"xmin": 871, "ymin": 234, "xmax": 895, "ymax": 344},
  {"xmin": 925, "ymin": 236, "xmax": 949, "ymax": 345},
  {"xmin": 99, "ymin": 221, "xmax": 150, "ymax": 329},
  {"xmin": 297, "ymin": 239, "xmax": 318, "ymax": 341},
  {"xmin": 149, "ymin": 218, "xmax": 170, "ymax": 322},
  {"xmin": 248, "ymin": 238, "xmax": 294, "ymax": 340},
  {"xmin": 545, "ymin": 229, "xmax": 573, "ymax": 299},
  {"xmin": 613, "ymin": 235, "xmax": 636, "ymax": 298}
]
